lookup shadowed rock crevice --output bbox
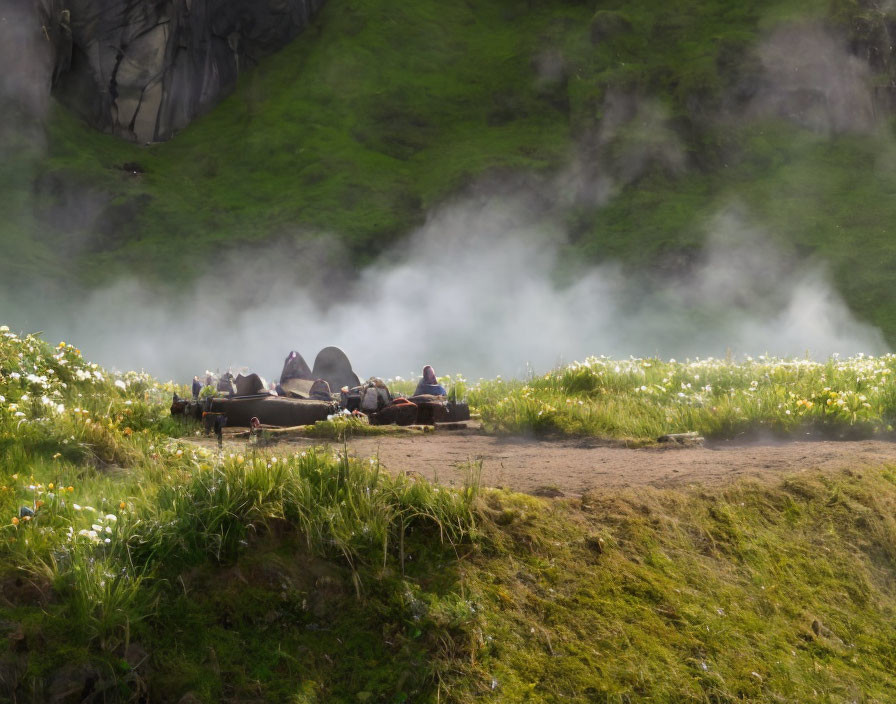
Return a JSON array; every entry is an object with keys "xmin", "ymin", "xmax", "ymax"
[{"xmin": 43, "ymin": 0, "xmax": 325, "ymax": 142}]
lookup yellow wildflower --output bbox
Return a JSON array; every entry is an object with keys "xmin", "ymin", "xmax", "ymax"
[{"xmin": 11, "ymin": 517, "xmax": 18, "ymax": 526}]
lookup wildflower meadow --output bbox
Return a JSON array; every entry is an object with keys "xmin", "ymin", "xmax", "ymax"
[
  {"xmin": 3, "ymin": 328, "xmax": 896, "ymax": 701},
  {"xmin": 459, "ymin": 355, "xmax": 896, "ymax": 442}
]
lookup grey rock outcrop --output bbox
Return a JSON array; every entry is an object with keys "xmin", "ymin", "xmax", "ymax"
[
  {"xmin": 1, "ymin": 0, "xmax": 66, "ymax": 142},
  {"xmin": 40, "ymin": 0, "xmax": 324, "ymax": 142}
]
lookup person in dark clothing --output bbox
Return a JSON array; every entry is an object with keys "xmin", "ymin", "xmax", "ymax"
[
  {"xmin": 192, "ymin": 376, "xmax": 202, "ymax": 399},
  {"xmin": 214, "ymin": 414, "xmax": 226, "ymax": 448},
  {"xmin": 414, "ymin": 365, "xmax": 447, "ymax": 396},
  {"xmin": 217, "ymin": 372, "xmax": 236, "ymax": 396}
]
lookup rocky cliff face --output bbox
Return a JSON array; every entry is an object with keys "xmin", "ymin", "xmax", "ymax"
[{"xmin": 38, "ymin": 0, "xmax": 325, "ymax": 142}]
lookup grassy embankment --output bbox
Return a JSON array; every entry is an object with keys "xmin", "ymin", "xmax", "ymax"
[
  {"xmin": 3, "ymin": 330, "xmax": 896, "ymax": 701},
  {"xmin": 9, "ymin": 0, "xmax": 896, "ymax": 338},
  {"xmin": 389, "ymin": 355, "xmax": 896, "ymax": 444}
]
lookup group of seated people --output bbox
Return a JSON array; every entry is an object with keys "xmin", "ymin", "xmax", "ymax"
[
  {"xmin": 182, "ymin": 349, "xmax": 468, "ymax": 428},
  {"xmin": 192, "ymin": 349, "xmax": 449, "ymax": 407}
]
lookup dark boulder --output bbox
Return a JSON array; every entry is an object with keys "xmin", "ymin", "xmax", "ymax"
[
  {"xmin": 311, "ymin": 346, "xmax": 361, "ymax": 391},
  {"xmin": 208, "ymin": 395, "xmax": 335, "ymax": 427},
  {"xmin": 280, "ymin": 350, "xmax": 313, "ymax": 382},
  {"xmin": 234, "ymin": 372, "xmax": 267, "ymax": 396}
]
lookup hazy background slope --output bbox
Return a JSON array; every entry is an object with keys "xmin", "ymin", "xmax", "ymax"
[{"xmin": 4, "ymin": 0, "xmax": 896, "ymax": 374}]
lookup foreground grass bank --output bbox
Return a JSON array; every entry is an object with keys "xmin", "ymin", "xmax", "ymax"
[
  {"xmin": 469, "ymin": 468, "xmax": 896, "ymax": 702},
  {"xmin": 3, "ymin": 331, "xmax": 896, "ymax": 701},
  {"xmin": 5, "ymin": 452, "xmax": 896, "ymax": 701}
]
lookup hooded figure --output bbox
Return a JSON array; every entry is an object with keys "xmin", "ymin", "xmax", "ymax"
[{"xmin": 414, "ymin": 365, "xmax": 447, "ymax": 397}]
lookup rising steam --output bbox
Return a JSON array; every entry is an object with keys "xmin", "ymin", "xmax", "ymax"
[
  {"xmin": 4, "ymin": 198, "xmax": 884, "ymax": 382},
  {"xmin": 0, "ymin": 16, "xmax": 889, "ymax": 381}
]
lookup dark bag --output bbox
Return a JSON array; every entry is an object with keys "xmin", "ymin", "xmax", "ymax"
[
  {"xmin": 408, "ymin": 396, "xmax": 471, "ymax": 424},
  {"xmin": 370, "ymin": 398, "xmax": 418, "ymax": 426},
  {"xmin": 408, "ymin": 394, "xmax": 449, "ymax": 424}
]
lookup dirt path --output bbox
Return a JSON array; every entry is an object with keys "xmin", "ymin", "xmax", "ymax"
[{"xmin": 195, "ymin": 429, "xmax": 896, "ymax": 496}]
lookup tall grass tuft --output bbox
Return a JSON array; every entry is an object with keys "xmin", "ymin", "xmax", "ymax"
[{"xmin": 126, "ymin": 450, "xmax": 478, "ymax": 577}]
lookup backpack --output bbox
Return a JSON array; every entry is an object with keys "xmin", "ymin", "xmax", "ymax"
[{"xmin": 344, "ymin": 378, "xmax": 392, "ymax": 413}]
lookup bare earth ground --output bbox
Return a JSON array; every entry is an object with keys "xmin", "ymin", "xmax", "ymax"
[{"xmin": 193, "ymin": 428, "xmax": 896, "ymax": 497}]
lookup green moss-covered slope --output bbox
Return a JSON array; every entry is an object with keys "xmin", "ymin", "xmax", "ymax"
[{"xmin": 6, "ymin": 0, "xmax": 896, "ymax": 337}]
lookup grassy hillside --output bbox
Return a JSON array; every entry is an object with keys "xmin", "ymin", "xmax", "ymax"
[
  {"xmin": 2, "ymin": 330, "xmax": 896, "ymax": 701},
  {"xmin": 6, "ymin": 0, "xmax": 896, "ymax": 336}
]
